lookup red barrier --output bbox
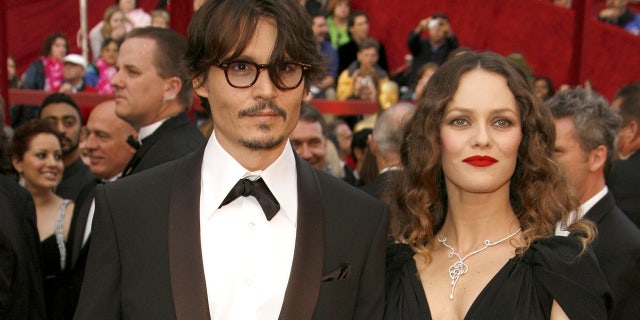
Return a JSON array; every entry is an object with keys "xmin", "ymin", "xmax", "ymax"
[{"xmin": 6, "ymin": 89, "xmax": 378, "ymax": 126}]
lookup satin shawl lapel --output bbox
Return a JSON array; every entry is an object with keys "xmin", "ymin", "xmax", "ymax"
[
  {"xmin": 70, "ymin": 182, "xmax": 97, "ymax": 267},
  {"xmin": 584, "ymin": 192, "xmax": 616, "ymax": 224},
  {"xmin": 279, "ymin": 155, "xmax": 325, "ymax": 319},
  {"xmin": 168, "ymin": 147, "xmax": 210, "ymax": 319}
]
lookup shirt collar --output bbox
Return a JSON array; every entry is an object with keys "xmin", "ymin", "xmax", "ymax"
[
  {"xmin": 556, "ymin": 186, "xmax": 608, "ymax": 236},
  {"xmin": 138, "ymin": 118, "xmax": 169, "ymax": 142},
  {"xmin": 379, "ymin": 165, "xmax": 402, "ymax": 174},
  {"xmin": 201, "ymin": 132, "xmax": 298, "ymax": 226},
  {"xmin": 103, "ymin": 172, "xmax": 122, "ymax": 183},
  {"xmin": 576, "ymin": 185, "xmax": 608, "ymax": 220},
  {"xmin": 618, "ymin": 150, "xmax": 636, "ymax": 160}
]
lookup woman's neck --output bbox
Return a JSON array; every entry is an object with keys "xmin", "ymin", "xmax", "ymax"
[
  {"xmin": 438, "ymin": 189, "xmax": 520, "ymax": 254},
  {"xmin": 27, "ymin": 185, "xmax": 57, "ymax": 207}
]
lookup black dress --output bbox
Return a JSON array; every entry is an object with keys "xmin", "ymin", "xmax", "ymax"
[
  {"xmin": 385, "ymin": 236, "xmax": 612, "ymax": 319},
  {"xmin": 42, "ymin": 199, "xmax": 71, "ymax": 319}
]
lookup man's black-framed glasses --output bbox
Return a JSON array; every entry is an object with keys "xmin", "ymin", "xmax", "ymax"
[{"xmin": 215, "ymin": 60, "xmax": 311, "ymax": 90}]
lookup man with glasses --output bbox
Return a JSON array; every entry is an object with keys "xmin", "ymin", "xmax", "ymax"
[
  {"xmin": 75, "ymin": 0, "xmax": 388, "ymax": 319},
  {"xmin": 110, "ymin": 27, "xmax": 205, "ymax": 177}
]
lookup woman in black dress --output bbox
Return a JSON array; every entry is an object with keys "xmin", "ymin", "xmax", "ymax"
[
  {"xmin": 10, "ymin": 120, "xmax": 74, "ymax": 319},
  {"xmin": 385, "ymin": 52, "xmax": 611, "ymax": 319}
]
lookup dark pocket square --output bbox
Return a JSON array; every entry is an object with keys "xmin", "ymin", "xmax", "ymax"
[{"xmin": 321, "ymin": 262, "xmax": 351, "ymax": 282}]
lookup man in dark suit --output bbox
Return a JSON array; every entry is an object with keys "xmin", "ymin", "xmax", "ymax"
[
  {"xmin": 62, "ymin": 100, "xmax": 137, "ymax": 319},
  {"xmin": 608, "ymin": 84, "xmax": 640, "ymax": 228},
  {"xmin": 549, "ymin": 88, "xmax": 640, "ymax": 319},
  {"xmin": 0, "ymin": 175, "xmax": 46, "ymax": 320},
  {"xmin": 111, "ymin": 27, "xmax": 206, "ymax": 177},
  {"xmin": 39, "ymin": 93, "xmax": 95, "ymax": 200},
  {"xmin": 361, "ymin": 102, "xmax": 413, "ymax": 199},
  {"xmin": 74, "ymin": 0, "xmax": 389, "ymax": 319}
]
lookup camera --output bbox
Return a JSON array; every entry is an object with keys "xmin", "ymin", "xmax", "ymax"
[
  {"xmin": 361, "ymin": 76, "xmax": 373, "ymax": 87},
  {"xmin": 428, "ymin": 19, "xmax": 440, "ymax": 29}
]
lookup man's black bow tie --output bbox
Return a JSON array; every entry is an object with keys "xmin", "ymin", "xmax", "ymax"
[
  {"xmin": 126, "ymin": 135, "xmax": 140, "ymax": 150},
  {"xmin": 219, "ymin": 178, "xmax": 280, "ymax": 221}
]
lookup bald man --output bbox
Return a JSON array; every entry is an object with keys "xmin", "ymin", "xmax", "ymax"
[
  {"xmin": 362, "ymin": 102, "xmax": 414, "ymax": 199},
  {"xmin": 63, "ymin": 100, "xmax": 137, "ymax": 318}
]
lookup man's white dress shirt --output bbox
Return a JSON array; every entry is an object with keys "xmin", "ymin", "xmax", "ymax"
[
  {"xmin": 555, "ymin": 186, "xmax": 608, "ymax": 236},
  {"xmin": 200, "ymin": 132, "xmax": 298, "ymax": 319}
]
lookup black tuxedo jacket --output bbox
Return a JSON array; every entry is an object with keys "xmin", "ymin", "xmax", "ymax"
[
  {"xmin": 56, "ymin": 157, "xmax": 96, "ymax": 201},
  {"xmin": 60, "ymin": 180, "xmax": 98, "ymax": 319},
  {"xmin": 0, "ymin": 175, "xmax": 46, "ymax": 320},
  {"xmin": 122, "ymin": 112, "xmax": 206, "ymax": 177},
  {"xmin": 584, "ymin": 192, "xmax": 640, "ymax": 319},
  {"xmin": 360, "ymin": 170, "xmax": 400, "ymax": 200},
  {"xmin": 607, "ymin": 152, "xmax": 640, "ymax": 229},
  {"xmin": 75, "ymin": 148, "xmax": 389, "ymax": 319}
]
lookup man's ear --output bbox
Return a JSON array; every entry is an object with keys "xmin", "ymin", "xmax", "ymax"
[
  {"xmin": 588, "ymin": 145, "xmax": 607, "ymax": 172},
  {"xmin": 368, "ymin": 133, "xmax": 378, "ymax": 156},
  {"xmin": 193, "ymin": 76, "xmax": 209, "ymax": 98},
  {"xmin": 628, "ymin": 120, "xmax": 639, "ymax": 140},
  {"xmin": 164, "ymin": 76, "xmax": 182, "ymax": 101}
]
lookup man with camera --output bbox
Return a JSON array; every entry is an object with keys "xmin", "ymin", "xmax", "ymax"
[
  {"xmin": 336, "ymin": 38, "xmax": 389, "ymax": 101},
  {"xmin": 407, "ymin": 13, "xmax": 458, "ymax": 87}
]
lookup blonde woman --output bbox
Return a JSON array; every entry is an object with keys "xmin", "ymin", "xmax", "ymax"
[{"xmin": 89, "ymin": 6, "xmax": 131, "ymax": 61}]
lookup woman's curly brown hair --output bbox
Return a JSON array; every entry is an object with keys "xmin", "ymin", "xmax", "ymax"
[{"xmin": 386, "ymin": 51, "xmax": 594, "ymax": 263}]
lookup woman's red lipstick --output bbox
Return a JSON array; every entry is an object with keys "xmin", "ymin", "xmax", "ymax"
[{"xmin": 463, "ymin": 155, "xmax": 498, "ymax": 167}]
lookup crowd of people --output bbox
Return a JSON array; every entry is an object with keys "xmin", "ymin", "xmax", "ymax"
[{"xmin": 1, "ymin": 0, "xmax": 640, "ymax": 319}]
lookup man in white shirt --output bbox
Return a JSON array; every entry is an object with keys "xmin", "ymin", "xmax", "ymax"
[
  {"xmin": 549, "ymin": 88, "xmax": 640, "ymax": 319},
  {"xmin": 62, "ymin": 100, "xmax": 137, "ymax": 319},
  {"xmin": 111, "ymin": 27, "xmax": 205, "ymax": 177},
  {"xmin": 74, "ymin": 0, "xmax": 388, "ymax": 319}
]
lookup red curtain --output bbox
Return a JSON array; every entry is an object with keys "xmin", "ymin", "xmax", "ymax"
[
  {"xmin": 5, "ymin": 0, "xmax": 191, "ymax": 75},
  {"xmin": 352, "ymin": 0, "xmax": 640, "ymax": 99},
  {"xmin": 4, "ymin": 0, "xmax": 640, "ymax": 102}
]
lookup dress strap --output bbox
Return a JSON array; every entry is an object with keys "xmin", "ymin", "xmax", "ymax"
[{"xmin": 55, "ymin": 199, "xmax": 71, "ymax": 270}]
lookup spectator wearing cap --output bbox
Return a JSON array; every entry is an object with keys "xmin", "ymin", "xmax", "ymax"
[
  {"xmin": 59, "ymin": 54, "xmax": 98, "ymax": 94},
  {"xmin": 39, "ymin": 93, "xmax": 96, "ymax": 200}
]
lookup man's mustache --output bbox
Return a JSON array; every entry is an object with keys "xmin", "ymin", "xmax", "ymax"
[{"xmin": 239, "ymin": 101, "xmax": 287, "ymax": 119}]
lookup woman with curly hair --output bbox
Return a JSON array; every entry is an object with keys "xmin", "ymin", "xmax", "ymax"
[{"xmin": 385, "ymin": 51, "xmax": 611, "ymax": 319}]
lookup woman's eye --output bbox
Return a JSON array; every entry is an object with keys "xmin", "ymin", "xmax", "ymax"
[
  {"xmin": 450, "ymin": 118, "xmax": 468, "ymax": 127},
  {"xmin": 494, "ymin": 119, "xmax": 512, "ymax": 128}
]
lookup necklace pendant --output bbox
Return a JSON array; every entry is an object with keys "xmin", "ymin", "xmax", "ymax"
[
  {"xmin": 437, "ymin": 228, "xmax": 522, "ymax": 301},
  {"xmin": 448, "ymin": 260, "xmax": 468, "ymax": 299}
]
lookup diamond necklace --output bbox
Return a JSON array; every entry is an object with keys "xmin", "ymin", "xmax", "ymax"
[{"xmin": 436, "ymin": 228, "xmax": 522, "ymax": 300}]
